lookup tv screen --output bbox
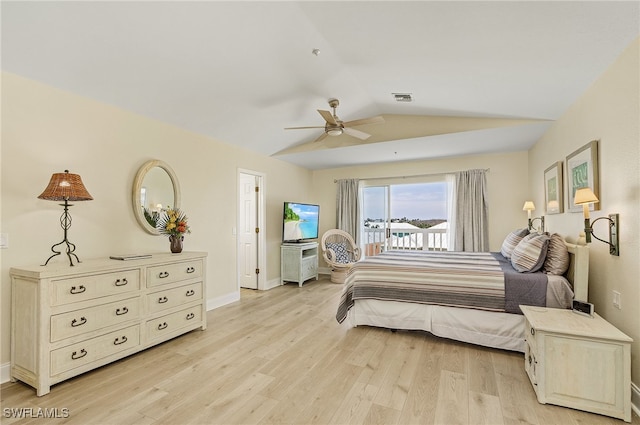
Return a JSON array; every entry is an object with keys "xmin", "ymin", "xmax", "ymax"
[{"xmin": 283, "ymin": 202, "xmax": 320, "ymax": 242}]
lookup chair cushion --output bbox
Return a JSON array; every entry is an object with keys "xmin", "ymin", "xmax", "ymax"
[{"xmin": 326, "ymin": 242, "xmax": 350, "ymax": 263}]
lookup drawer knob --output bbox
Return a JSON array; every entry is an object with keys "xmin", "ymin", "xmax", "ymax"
[
  {"xmin": 71, "ymin": 349, "xmax": 87, "ymax": 360},
  {"xmin": 70, "ymin": 285, "xmax": 86, "ymax": 294},
  {"xmin": 158, "ymin": 296, "xmax": 169, "ymax": 304},
  {"xmin": 530, "ymin": 328, "xmax": 535, "ymax": 336},
  {"xmin": 157, "ymin": 322, "xmax": 168, "ymax": 330},
  {"xmin": 113, "ymin": 336, "xmax": 128, "ymax": 345},
  {"xmin": 158, "ymin": 271, "xmax": 170, "ymax": 279},
  {"xmin": 186, "ymin": 267, "xmax": 196, "ymax": 274},
  {"xmin": 115, "ymin": 278, "xmax": 128, "ymax": 287},
  {"xmin": 71, "ymin": 317, "xmax": 87, "ymax": 327},
  {"xmin": 185, "ymin": 289, "xmax": 195, "ymax": 297},
  {"xmin": 186, "ymin": 312, "xmax": 195, "ymax": 320},
  {"xmin": 116, "ymin": 307, "xmax": 129, "ymax": 316}
]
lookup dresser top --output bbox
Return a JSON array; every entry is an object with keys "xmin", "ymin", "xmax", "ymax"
[
  {"xmin": 10, "ymin": 251, "xmax": 208, "ymax": 278},
  {"xmin": 520, "ymin": 305, "xmax": 632, "ymax": 343}
]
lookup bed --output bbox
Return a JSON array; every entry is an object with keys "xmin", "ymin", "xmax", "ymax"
[{"xmin": 336, "ymin": 232, "xmax": 589, "ymax": 353}]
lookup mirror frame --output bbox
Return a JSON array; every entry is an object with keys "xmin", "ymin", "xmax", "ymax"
[{"xmin": 132, "ymin": 159, "xmax": 181, "ymax": 235}]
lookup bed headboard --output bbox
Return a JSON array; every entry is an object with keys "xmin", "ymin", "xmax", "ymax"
[{"xmin": 565, "ymin": 242, "xmax": 589, "ymax": 301}]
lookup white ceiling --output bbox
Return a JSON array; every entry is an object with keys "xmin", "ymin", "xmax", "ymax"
[{"xmin": 2, "ymin": 1, "xmax": 638, "ymax": 170}]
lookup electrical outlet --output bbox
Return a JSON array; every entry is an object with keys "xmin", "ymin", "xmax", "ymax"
[
  {"xmin": 0, "ymin": 233, "xmax": 8, "ymax": 249},
  {"xmin": 613, "ymin": 290, "xmax": 621, "ymax": 309}
]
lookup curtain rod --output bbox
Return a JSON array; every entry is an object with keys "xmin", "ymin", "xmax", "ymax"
[{"xmin": 334, "ymin": 168, "xmax": 490, "ymax": 183}]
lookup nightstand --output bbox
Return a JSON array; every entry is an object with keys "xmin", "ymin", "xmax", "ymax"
[{"xmin": 520, "ymin": 305, "xmax": 632, "ymax": 422}]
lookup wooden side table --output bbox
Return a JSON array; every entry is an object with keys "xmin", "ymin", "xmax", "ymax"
[{"xmin": 520, "ymin": 305, "xmax": 632, "ymax": 422}]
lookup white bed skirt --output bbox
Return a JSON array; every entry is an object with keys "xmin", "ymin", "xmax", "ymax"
[{"xmin": 347, "ymin": 299, "xmax": 526, "ymax": 352}]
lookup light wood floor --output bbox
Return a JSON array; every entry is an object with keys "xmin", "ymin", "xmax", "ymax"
[{"xmin": 2, "ymin": 276, "xmax": 638, "ymax": 425}]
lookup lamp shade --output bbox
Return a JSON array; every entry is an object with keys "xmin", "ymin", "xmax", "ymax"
[
  {"xmin": 38, "ymin": 170, "xmax": 93, "ymax": 202},
  {"xmin": 522, "ymin": 201, "xmax": 535, "ymax": 211},
  {"xmin": 573, "ymin": 187, "xmax": 599, "ymax": 205}
]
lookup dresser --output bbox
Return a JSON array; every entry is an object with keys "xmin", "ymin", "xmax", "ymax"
[
  {"xmin": 520, "ymin": 305, "xmax": 632, "ymax": 422},
  {"xmin": 10, "ymin": 252, "xmax": 207, "ymax": 396},
  {"xmin": 280, "ymin": 242, "xmax": 318, "ymax": 287}
]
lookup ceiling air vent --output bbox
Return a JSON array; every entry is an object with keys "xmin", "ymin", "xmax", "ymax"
[{"xmin": 392, "ymin": 93, "xmax": 413, "ymax": 102}]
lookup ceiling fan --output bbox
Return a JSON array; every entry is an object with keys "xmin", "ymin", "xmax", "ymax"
[{"xmin": 285, "ymin": 98, "xmax": 384, "ymax": 143}]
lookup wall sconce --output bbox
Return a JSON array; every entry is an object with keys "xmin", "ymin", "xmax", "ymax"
[
  {"xmin": 522, "ymin": 201, "xmax": 545, "ymax": 232},
  {"xmin": 573, "ymin": 187, "xmax": 619, "ymax": 256},
  {"xmin": 38, "ymin": 170, "xmax": 94, "ymax": 266}
]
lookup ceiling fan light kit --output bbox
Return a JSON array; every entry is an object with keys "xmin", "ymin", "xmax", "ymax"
[{"xmin": 285, "ymin": 98, "xmax": 384, "ymax": 143}]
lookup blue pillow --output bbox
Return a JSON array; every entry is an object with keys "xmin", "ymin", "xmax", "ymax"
[{"xmin": 326, "ymin": 242, "xmax": 349, "ymax": 263}]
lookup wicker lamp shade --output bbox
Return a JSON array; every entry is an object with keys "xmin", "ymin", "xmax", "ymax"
[
  {"xmin": 38, "ymin": 170, "xmax": 93, "ymax": 201},
  {"xmin": 38, "ymin": 169, "xmax": 93, "ymax": 266}
]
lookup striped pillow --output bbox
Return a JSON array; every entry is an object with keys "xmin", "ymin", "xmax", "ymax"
[
  {"xmin": 511, "ymin": 233, "xmax": 550, "ymax": 272},
  {"xmin": 500, "ymin": 228, "xmax": 530, "ymax": 259},
  {"xmin": 543, "ymin": 233, "xmax": 570, "ymax": 275}
]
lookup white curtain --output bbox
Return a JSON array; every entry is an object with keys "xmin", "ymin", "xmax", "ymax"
[
  {"xmin": 452, "ymin": 169, "xmax": 489, "ymax": 252},
  {"xmin": 336, "ymin": 179, "xmax": 360, "ymax": 242}
]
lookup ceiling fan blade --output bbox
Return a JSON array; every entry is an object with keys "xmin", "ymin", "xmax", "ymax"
[
  {"xmin": 344, "ymin": 127, "xmax": 371, "ymax": 140},
  {"xmin": 317, "ymin": 109, "xmax": 338, "ymax": 125},
  {"xmin": 312, "ymin": 132, "xmax": 329, "ymax": 143},
  {"xmin": 343, "ymin": 115, "xmax": 385, "ymax": 127},
  {"xmin": 284, "ymin": 126, "xmax": 326, "ymax": 130}
]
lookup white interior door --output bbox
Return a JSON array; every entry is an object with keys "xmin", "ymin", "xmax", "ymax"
[{"xmin": 239, "ymin": 173, "xmax": 258, "ymax": 289}]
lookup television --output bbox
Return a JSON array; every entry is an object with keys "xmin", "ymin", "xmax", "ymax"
[{"xmin": 282, "ymin": 202, "xmax": 320, "ymax": 243}]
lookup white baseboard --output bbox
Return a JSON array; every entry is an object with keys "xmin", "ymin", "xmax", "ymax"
[
  {"xmin": 264, "ymin": 277, "xmax": 283, "ymax": 291},
  {"xmin": 632, "ymin": 381, "xmax": 640, "ymax": 419},
  {"xmin": 1, "ymin": 362, "xmax": 10, "ymax": 384},
  {"xmin": 206, "ymin": 291, "xmax": 240, "ymax": 311}
]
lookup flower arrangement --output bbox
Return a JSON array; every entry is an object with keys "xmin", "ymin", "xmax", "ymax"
[{"xmin": 156, "ymin": 208, "xmax": 191, "ymax": 237}]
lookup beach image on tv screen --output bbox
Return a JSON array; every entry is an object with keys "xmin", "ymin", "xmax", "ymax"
[{"xmin": 283, "ymin": 203, "xmax": 319, "ymax": 241}]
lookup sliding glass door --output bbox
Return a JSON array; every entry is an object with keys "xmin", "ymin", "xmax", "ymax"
[
  {"xmin": 362, "ymin": 185, "xmax": 390, "ymax": 256},
  {"xmin": 362, "ymin": 181, "xmax": 449, "ymax": 256}
]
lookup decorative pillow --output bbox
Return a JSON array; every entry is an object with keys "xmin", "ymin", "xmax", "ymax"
[
  {"xmin": 326, "ymin": 242, "xmax": 350, "ymax": 263},
  {"xmin": 500, "ymin": 228, "xmax": 530, "ymax": 259},
  {"xmin": 543, "ymin": 233, "xmax": 570, "ymax": 275},
  {"xmin": 511, "ymin": 233, "xmax": 550, "ymax": 273}
]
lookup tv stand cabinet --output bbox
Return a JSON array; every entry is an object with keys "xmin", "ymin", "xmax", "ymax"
[{"xmin": 281, "ymin": 242, "xmax": 318, "ymax": 287}]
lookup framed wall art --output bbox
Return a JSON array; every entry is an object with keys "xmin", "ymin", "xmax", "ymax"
[
  {"xmin": 566, "ymin": 140, "xmax": 599, "ymax": 213},
  {"xmin": 544, "ymin": 161, "xmax": 563, "ymax": 214}
]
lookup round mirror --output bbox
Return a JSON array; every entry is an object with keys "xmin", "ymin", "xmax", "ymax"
[{"xmin": 132, "ymin": 160, "xmax": 181, "ymax": 235}]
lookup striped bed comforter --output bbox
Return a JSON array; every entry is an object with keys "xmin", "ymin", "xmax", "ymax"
[{"xmin": 336, "ymin": 250, "xmax": 547, "ymax": 323}]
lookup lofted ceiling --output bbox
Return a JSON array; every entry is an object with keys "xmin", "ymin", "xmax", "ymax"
[{"xmin": 2, "ymin": 1, "xmax": 639, "ymax": 170}]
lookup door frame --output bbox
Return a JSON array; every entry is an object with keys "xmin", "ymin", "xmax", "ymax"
[{"xmin": 237, "ymin": 168, "xmax": 266, "ymax": 291}]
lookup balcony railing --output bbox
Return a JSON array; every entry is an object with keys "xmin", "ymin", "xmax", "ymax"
[{"xmin": 363, "ymin": 226, "xmax": 448, "ymax": 255}]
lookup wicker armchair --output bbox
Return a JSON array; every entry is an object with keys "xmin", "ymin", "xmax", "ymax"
[{"xmin": 321, "ymin": 229, "xmax": 362, "ymax": 283}]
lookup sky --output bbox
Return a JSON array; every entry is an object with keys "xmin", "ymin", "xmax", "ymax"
[{"xmin": 363, "ymin": 182, "xmax": 447, "ymax": 221}]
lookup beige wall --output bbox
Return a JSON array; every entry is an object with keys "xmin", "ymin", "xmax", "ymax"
[
  {"xmin": 311, "ymin": 150, "xmax": 530, "ymax": 263},
  {"xmin": 528, "ymin": 38, "xmax": 640, "ymax": 384},
  {"xmin": 0, "ymin": 72, "xmax": 314, "ymax": 365}
]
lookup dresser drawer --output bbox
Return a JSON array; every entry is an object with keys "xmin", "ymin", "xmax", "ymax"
[
  {"xmin": 50, "ymin": 325, "xmax": 140, "ymax": 376},
  {"xmin": 147, "ymin": 260, "xmax": 203, "ymax": 287},
  {"xmin": 50, "ymin": 297, "xmax": 141, "ymax": 342},
  {"xmin": 147, "ymin": 282, "xmax": 202, "ymax": 314},
  {"xmin": 146, "ymin": 306, "xmax": 202, "ymax": 341},
  {"xmin": 50, "ymin": 270, "xmax": 140, "ymax": 306},
  {"xmin": 524, "ymin": 318, "xmax": 537, "ymax": 353}
]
